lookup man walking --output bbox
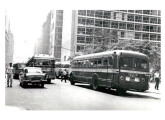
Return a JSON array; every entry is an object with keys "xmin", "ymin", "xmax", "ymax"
[
  {"xmin": 154, "ymin": 70, "xmax": 160, "ymax": 90},
  {"xmin": 61, "ymin": 69, "xmax": 67, "ymax": 83},
  {"xmin": 6, "ymin": 63, "xmax": 13, "ymax": 87}
]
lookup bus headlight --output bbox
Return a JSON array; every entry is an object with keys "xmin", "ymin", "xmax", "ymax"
[
  {"xmin": 120, "ymin": 76, "xmax": 124, "ymax": 81},
  {"xmin": 126, "ymin": 76, "xmax": 130, "ymax": 81},
  {"xmin": 141, "ymin": 78, "xmax": 145, "ymax": 82}
]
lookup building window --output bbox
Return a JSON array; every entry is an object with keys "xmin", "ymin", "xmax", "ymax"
[
  {"xmin": 86, "ymin": 18, "xmax": 94, "ymax": 26},
  {"xmin": 135, "ymin": 10, "xmax": 142, "ymax": 14},
  {"xmin": 150, "ymin": 25, "xmax": 157, "ymax": 32},
  {"xmin": 135, "ymin": 15, "xmax": 142, "ymax": 22},
  {"xmin": 77, "ymin": 45, "xmax": 85, "ymax": 52},
  {"xmin": 64, "ymin": 56, "xmax": 66, "ymax": 61},
  {"xmin": 111, "ymin": 21, "xmax": 118, "ymax": 28},
  {"xmin": 119, "ymin": 22, "xmax": 126, "ymax": 29},
  {"xmin": 142, "ymin": 33, "xmax": 149, "ymax": 40},
  {"xmin": 128, "ymin": 10, "xmax": 134, "ymax": 13},
  {"xmin": 95, "ymin": 19, "xmax": 103, "ymax": 27},
  {"xmin": 150, "ymin": 10, "xmax": 157, "ymax": 15},
  {"xmin": 103, "ymin": 11, "xmax": 111, "ymax": 19},
  {"xmin": 135, "ymin": 32, "xmax": 141, "ymax": 39},
  {"xmin": 86, "ymin": 37, "xmax": 93, "ymax": 44},
  {"xmin": 103, "ymin": 20, "xmax": 110, "ymax": 27},
  {"xmin": 86, "ymin": 27, "xmax": 94, "ymax": 35},
  {"xmin": 158, "ymin": 18, "xmax": 161, "ymax": 24},
  {"xmin": 122, "ymin": 13, "xmax": 124, "ymax": 20},
  {"xmin": 158, "ymin": 26, "xmax": 161, "ymax": 32},
  {"xmin": 78, "ymin": 10, "xmax": 86, "ymax": 16},
  {"xmin": 143, "ymin": 16, "xmax": 149, "ymax": 23},
  {"xmin": 150, "ymin": 17, "xmax": 157, "ymax": 24},
  {"xmin": 95, "ymin": 28, "xmax": 102, "ymax": 36},
  {"xmin": 77, "ymin": 26, "xmax": 85, "ymax": 34},
  {"xmin": 143, "ymin": 10, "xmax": 150, "ymax": 15},
  {"xmin": 95, "ymin": 10, "xmax": 103, "ymax": 18},
  {"xmin": 87, "ymin": 10, "xmax": 95, "ymax": 17},
  {"xmin": 78, "ymin": 17, "xmax": 86, "ymax": 25},
  {"xmin": 77, "ymin": 36, "xmax": 85, "ymax": 43},
  {"xmin": 158, "ymin": 10, "xmax": 161, "ymax": 16},
  {"xmin": 157, "ymin": 34, "xmax": 161, "ymax": 41},
  {"xmin": 56, "ymin": 20, "xmax": 63, "ymax": 26},
  {"xmin": 127, "ymin": 14, "xmax": 134, "ymax": 21},
  {"xmin": 127, "ymin": 23, "xmax": 134, "ymax": 30},
  {"xmin": 113, "ymin": 12, "xmax": 116, "ymax": 19},
  {"xmin": 150, "ymin": 34, "xmax": 157, "ymax": 41},
  {"xmin": 121, "ymin": 31, "xmax": 125, "ymax": 38},
  {"xmin": 143, "ymin": 24, "xmax": 150, "ymax": 32},
  {"xmin": 135, "ymin": 24, "xmax": 142, "ymax": 31},
  {"xmin": 94, "ymin": 37, "xmax": 102, "ymax": 44}
]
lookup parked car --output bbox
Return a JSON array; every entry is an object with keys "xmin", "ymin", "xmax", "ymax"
[
  {"xmin": 13, "ymin": 63, "xmax": 26, "ymax": 79},
  {"xmin": 19, "ymin": 67, "xmax": 47, "ymax": 88}
]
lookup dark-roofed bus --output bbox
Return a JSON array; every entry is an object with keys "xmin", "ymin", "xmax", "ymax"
[
  {"xmin": 26, "ymin": 54, "xmax": 55, "ymax": 83},
  {"xmin": 69, "ymin": 50, "xmax": 150, "ymax": 94}
]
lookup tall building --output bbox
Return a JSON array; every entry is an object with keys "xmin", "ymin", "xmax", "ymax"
[
  {"xmin": 34, "ymin": 12, "xmax": 51, "ymax": 55},
  {"xmin": 34, "ymin": 10, "xmax": 63, "ymax": 62},
  {"xmin": 5, "ymin": 11, "xmax": 14, "ymax": 68},
  {"xmin": 70, "ymin": 10, "xmax": 161, "ymax": 56},
  {"xmin": 49, "ymin": 10, "xmax": 63, "ymax": 62}
]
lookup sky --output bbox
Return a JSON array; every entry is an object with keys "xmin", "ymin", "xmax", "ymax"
[{"xmin": 6, "ymin": 9, "xmax": 50, "ymax": 63}]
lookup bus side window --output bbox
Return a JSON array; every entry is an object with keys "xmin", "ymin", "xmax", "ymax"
[
  {"xmin": 97, "ymin": 58, "xmax": 102, "ymax": 67},
  {"xmin": 103, "ymin": 59, "xmax": 108, "ymax": 66},
  {"xmin": 109, "ymin": 57, "xmax": 113, "ymax": 68}
]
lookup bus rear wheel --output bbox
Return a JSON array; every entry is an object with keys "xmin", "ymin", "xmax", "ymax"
[
  {"xmin": 92, "ymin": 76, "xmax": 99, "ymax": 90},
  {"xmin": 70, "ymin": 75, "xmax": 75, "ymax": 85}
]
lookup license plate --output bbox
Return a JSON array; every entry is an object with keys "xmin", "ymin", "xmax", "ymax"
[
  {"xmin": 135, "ymin": 78, "xmax": 140, "ymax": 82},
  {"xmin": 126, "ymin": 77, "xmax": 130, "ymax": 81}
]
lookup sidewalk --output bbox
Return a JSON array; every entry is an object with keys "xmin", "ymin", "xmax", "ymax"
[{"xmin": 147, "ymin": 82, "xmax": 161, "ymax": 94}]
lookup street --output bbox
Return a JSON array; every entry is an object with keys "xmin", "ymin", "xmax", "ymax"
[{"xmin": 5, "ymin": 78, "xmax": 161, "ymax": 110}]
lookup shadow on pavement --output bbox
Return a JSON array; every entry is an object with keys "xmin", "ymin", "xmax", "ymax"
[{"xmin": 75, "ymin": 84, "xmax": 160, "ymax": 100}]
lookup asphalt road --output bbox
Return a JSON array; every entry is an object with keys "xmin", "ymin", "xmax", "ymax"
[{"xmin": 5, "ymin": 78, "xmax": 161, "ymax": 110}]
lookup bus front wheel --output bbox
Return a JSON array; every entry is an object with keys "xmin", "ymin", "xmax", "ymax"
[{"xmin": 92, "ymin": 76, "xmax": 99, "ymax": 90}]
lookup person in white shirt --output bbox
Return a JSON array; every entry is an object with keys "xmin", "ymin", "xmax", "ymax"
[
  {"xmin": 61, "ymin": 69, "xmax": 67, "ymax": 83},
  {"xmin": 6, "ymin": 63, "xmax": 13, "ymax": 87},
  {"xmin": 154, "ymin": 70, "xmax": 160, "ymax": 90}
]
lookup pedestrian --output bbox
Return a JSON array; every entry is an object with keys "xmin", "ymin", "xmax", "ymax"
[
  {"xmin": 61, "ymin": 69, "xmax": 67, "ymax": 83},
  {"xmin": 154, "ymin": 70, "xmax": 160, "ymax": 90},
  {"xmin": 6, "ymin": 63, "xmax": 14, "ymax": 87}
]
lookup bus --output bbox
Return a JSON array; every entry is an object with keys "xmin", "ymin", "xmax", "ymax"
[
  {"xmin": 69, "ymin": 50, "xmax": 150, "ymax": 93},
  {"xmin": 26, "ymin": 54, "xmax": 55, "ymax": 83},
  {"xmin": 55, "ymin": 61, "xmax": 70, "ymax": 79},
  {"xmin": 13, "ymin": 63, "xmax": 26, "ymax": 79}
]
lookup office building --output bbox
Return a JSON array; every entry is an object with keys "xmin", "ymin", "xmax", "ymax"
[{"xmin": 70, "ymin": 10, "xmax": 161, "ymax": 56}]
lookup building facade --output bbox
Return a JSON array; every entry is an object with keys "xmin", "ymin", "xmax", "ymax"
[
  {"xmin": 5, "ymin": 12, "xmax": 14, "ymax": 68},
  {"xmin": 34, "ymin": 10, "xmax": 63, "ymax": 62},
  {"xmin": 49, "ymin": 10, "xmax": 63, "ymax": 62},
  {"xmin": 70, "ymin": 10, "xmax": 161, "ymax": 57}
]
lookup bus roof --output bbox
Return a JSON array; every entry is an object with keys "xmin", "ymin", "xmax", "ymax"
[
  {"xmin": 73, "ymin": 50, "xmax": 148, "ymax": 60},
  {"xmin": 33, "ymin": 54, "xmax": 55, "ymax": 59}
]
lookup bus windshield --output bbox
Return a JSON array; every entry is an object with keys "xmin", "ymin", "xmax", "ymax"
[
  {"xmin": 120, "ymin": 57, "xmax": 133, "ymax": 69},
  {"xmin": 134, "ymin": 58, "xmax": 148, "ymax": 70},
  {"xmin": 120, "ymin": 57, "xmax": 148, "ymax": 70},
  {"xmin": 34, "ymin": 59, "xmax": 55, "ymax": 66}
]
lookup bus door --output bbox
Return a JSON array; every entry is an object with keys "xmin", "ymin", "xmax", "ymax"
[
  {"xmin": 100, "ymin": 57, "xmax": 108, "ymax": 86},
  {"xmin": 106, "ymin": 56, "xmax": 114, "ymax": 87},
  {"xmin": 112, "ymin": 52, "xmax": 119, "ymax": 85}
]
